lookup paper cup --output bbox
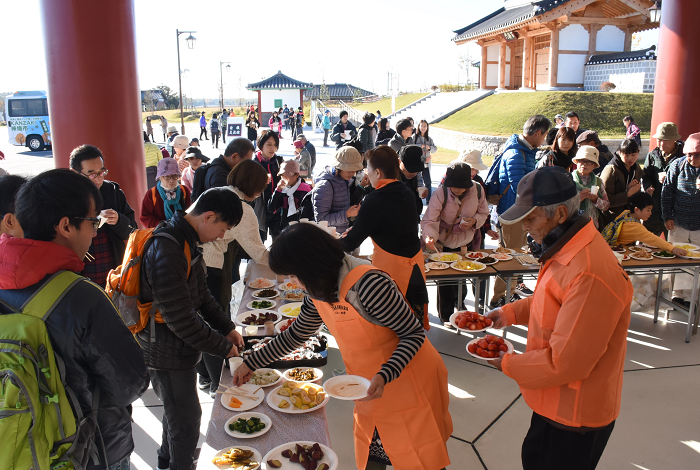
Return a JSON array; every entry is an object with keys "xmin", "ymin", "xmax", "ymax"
[
  {"xmin": 590, "ymin": 185, "xmax": 599, "ymax": 195},
  {"xmin": 658, "ymin": 172, "xmax": 666, "ymax": 183},
  {"xmin": 229, "ymin": 357, "xmax": 244, "ymax": 376}
]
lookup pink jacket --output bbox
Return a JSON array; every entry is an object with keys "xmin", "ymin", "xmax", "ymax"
[
  {"xmin": 181, "ymin": 166, "xmax": 195, "ymax": 192},
  {"xmin": 420, "ymin": 185, "xmax": 488, "ymax": 249}
]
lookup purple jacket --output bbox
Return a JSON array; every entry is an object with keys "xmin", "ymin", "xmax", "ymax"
[
  {"xmin": 199, "ymin": 115, "xmax": 206, "ymax": 127},
  {"xmin": 312, "ymin": 168, "xmax": 351, "ymax": 233}
]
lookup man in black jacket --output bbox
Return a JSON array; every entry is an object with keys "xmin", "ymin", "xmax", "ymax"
[
  {"xmin": 138, "ymin": 187, "xmax": 245, "ymax": 470},
  {"xmin": 69, "ymin": 145, "xmax": 137, "ymax": 288},
  {"xmin": 399, "ymin": 145, "xmax": 428, "ymax": 216},
  {"xmin": 0, "ymin": 169, "xmax": 149, "ymax": 470},
  {"xmin": 330, "ymin": 110, "xmax": 358, "ymax": 149},
  {"xmin": 201, "ymin": 137, "xmax": 255, "ymax": 190}
]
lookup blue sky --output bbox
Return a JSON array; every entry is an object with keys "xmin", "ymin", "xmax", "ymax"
[{"xmin": 0, "ymin": 0, "xmax": 658, "ymax": 100}]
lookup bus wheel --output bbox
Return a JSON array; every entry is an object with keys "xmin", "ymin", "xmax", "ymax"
[{"xmin": 27, "ymin": 135, "xmax": 44, "ymax": 151}]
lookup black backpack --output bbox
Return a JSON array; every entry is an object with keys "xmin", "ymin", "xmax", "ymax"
[{"xmin": 191, "ymin": 163, "xmax": 211, "ymax": 201}]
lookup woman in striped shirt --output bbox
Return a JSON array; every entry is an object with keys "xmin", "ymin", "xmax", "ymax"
[{"xmin": 233, "ymin": 223, "xmax": 452, "ymax": 470}]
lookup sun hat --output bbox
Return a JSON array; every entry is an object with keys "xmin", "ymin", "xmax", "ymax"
[
  {"xmin": 444, "ymin": 162, "xmax": 473, "ymax": 189},
  {"xmin": 156, "ymin": 158, "xmax": 181, "ymax": 180},
  {"xmin": 333, "ymin": 147, "xmax": 364, "ymax": 172},
  {"xmin": 572, "ymin": 146, "xmax": 600, "ymax": 167},
  {"xmin": 278, "ymin": 159, "xmax": 300, "ymax": 177},
  {"xmin": 184, "ymin": 146, "xmax": 209, "ymax": 162},
  {"xmin": 167, "ymin": 126, "xmax": 177, "ymax": 133},
  {"xmin": 398, "ymin": 145, "xmax": 425, "ymax": 173},
  {"xmin": 458, "ymin": 149, "xmax": 488, "ymax": 171},
  {"xmin": 653, "ymin": 122, "xmax": 682, "ymax": 141},
  {"xmin": 576, "ymin": 130, "xmax": 601, "ymax": 146},
  {"xmin": 172, "ymin": 135, "xmax": 189, "ymax": 150},
  {"xmin": 499, "ymin": 167, "xmax": 578, "ymax": 225},
  {"xmin": 293, "ymin": 140, "xmax": 304, "ymax": 149},
  {"xmin": 683, "ymin": 132, "xmax": 700, "ymax": 154}
]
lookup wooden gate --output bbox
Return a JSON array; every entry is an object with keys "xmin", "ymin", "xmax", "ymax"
[{"xmin": 535, "ymin": 51, "xmax": 550, "ymax": 88}]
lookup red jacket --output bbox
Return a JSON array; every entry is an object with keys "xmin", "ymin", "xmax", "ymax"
[
  {"xmin": 500, "ymin": 220, "xmax": 633, "ymax": 428},
  {"xmin": 139, "ymin": 185, "xmax": 191, "ymax": 228}
]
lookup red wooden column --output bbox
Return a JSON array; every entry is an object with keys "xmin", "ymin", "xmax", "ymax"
[
  {"xmin": 40, "ymin": 0, "xmax": 146, "ymax": 222},
  {"xmin": 650, "ymin": 1, "xmax": 700, "ymax": 146}
]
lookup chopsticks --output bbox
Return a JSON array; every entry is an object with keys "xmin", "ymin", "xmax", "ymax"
[
  {"xmin": 85, "ymin": 252, "xmax": 95, "ymax": 262},
  {"xmin": 215, "ymin": 385, "xmax": 262, "ymax": 399}
]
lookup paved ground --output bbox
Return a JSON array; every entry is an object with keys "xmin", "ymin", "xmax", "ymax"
[{"xmin": 3, "ymin": 125, "xmax": 700, "ymax": 469}]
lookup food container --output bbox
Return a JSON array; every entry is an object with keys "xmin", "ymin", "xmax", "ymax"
[
  {"xmin": 245, "ymin": 326, "xmax": 258, "ymax": 336},
  {"xmin": 264, "ymin": 321, "xmax": 275, "ymax": 336}
]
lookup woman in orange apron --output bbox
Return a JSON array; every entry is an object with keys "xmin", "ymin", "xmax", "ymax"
[
  {"xmin": 234, "ymin": 223, "xmax": 452, "ymax": 470},
  {"xmin": 341, "ymin": 146, "xmax": 430, "ymax": 329}
]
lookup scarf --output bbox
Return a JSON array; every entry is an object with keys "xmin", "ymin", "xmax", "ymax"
[
  {"xmin": 601, "ymin": 210, "xmax": 638, "ymax": 247},
  {"xmin": 157, "ymin": 180, "xmax": 182, "ymax": 221},
  {"xmin": 529, "ymin": 213, "xmax": 587, "ymax": 261},
  {"xmin": 282, "ymin": 178, "xmax": 303, "ymax": 216},
  {"xmin": 572, "ymin": 170, "xmax": 603, "ymax": 220}
]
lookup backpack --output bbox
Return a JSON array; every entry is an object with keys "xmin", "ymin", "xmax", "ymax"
[
  {"xmin": 483, "ymin": 149, "xmax": 525, "ymax": 205},
  {"xmin": 191, "ymin": 163, "xmax": 211, "ymax": 201},
  {"xmin": 106, "ymin": 226, "xmax": 192, "ymax": 342},
  {"xmin": 210, "ymin": 119, "xmax": 220, "ymax": 133},
  {"xmin": 0, "ymin": 271, "xmax": 104, "ymax": 470}
]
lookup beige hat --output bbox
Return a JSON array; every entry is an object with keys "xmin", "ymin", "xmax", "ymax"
[
  {"xmin": 572, "ymin": 146, "xmax": 600, "ymax": 167},
  {"xmin": 652, "ymin": 122, "xmax": 681, "ymax": 141},
  {"xmin": 167, "ymin": 126, "xmax": 177, "ymax": 133},
  {"xmin": 458, "ymin": 149, "xmax": 487, "ymax": 171},
  {"xmin": 173, "ymin": 135, "xmax": 189, "ymax": 150},
  {"xmin": 333, "ymin": 147, "xmax": 364, "ymax": 172}
]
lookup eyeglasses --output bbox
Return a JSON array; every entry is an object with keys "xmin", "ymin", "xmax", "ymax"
[
  {"xmin": 76, "ymin": 216, "xmax": 106, "ymax": 231},
  {"xmin": 81, "ymin": 169, "xmax": 108, "ymax": 180},
  {"xmin": 161, "ymin": 175, "xmax": 180, "ymax": 181},
  {"xmin": 577, "ymin": 160, "xmax": 596, "ymax": 166}
]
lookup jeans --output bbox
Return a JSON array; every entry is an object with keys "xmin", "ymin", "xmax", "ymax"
[
  {"xmin": 109, "ymin": 456, "xmax": 130, "ymax": 470},
  {"xmin": 212, "ymin": 131, "xmax": 220, "ymax": 149},
  {"xmin": 422, "ymin": 165, "xmax": 432, "ymax": 203},
  {"xmin": 522, "ymin": 413, "xmax": 615, "ymax": 470},
  {"xmin": 323, "ymin": 128, "xmax": 329, "ymax": 146},
  {"xmin": 150, "ymin": 368, "xmax": 201, "ymax": 470}
]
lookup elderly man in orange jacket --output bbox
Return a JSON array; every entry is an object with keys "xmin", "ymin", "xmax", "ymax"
[{"xmin": 487, "ymin": 167, "xmax": 633, "ymax": 470}]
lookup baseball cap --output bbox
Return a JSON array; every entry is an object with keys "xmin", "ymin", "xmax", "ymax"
[
  {"xmin": 293, "ymin": 140, "xmax": 304, "ymax": 149},
  {"xmin": 499, "ymin": 167, "xmax": 578, "ymax": 224},
  {"xmin": 398, "ymin": 145, "xmax": 424, "ymax": 173},
  {"xmin": 278, "ymin": 159, "xmax": 300, "ymax": 177}
]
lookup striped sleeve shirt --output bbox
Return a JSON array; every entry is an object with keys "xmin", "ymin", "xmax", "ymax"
[{"xmin": 243, "ymin": 273, "xmax": 425, "ymax": 384}]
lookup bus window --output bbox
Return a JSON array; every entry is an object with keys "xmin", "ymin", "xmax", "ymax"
[{"xmin": 9, "ymin": 99, "xmax": 48, "ymax": 117}]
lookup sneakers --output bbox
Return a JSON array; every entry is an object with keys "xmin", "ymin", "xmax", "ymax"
[
  {"xmin": 488, "ymin": 297, "xmax": 506, "ymax": 310},
  {"xmin": 514, "ymin": 283, "xmax": 534, "ymax": 297},
  {"xmin": 510, "ymin": 293, "xmax": 522, "ymax": 303},
  {"xmin": 198, "ymin": 376, "xmax": 211, "ymax": 390}
]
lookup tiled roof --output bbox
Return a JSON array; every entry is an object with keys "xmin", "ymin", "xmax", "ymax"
[
  {"xmin": 587, "ymin": 46, "xmax": 657, "ymax": 65},
  {"xmin": 304, "ymin": 83, "xmax": 374, "ymax": 99},
  {"xmin": 247, "ymin": 71, "xmax": 313, "ymax": 91},
  {"xmin": 140, "ymin": 89, "xmax": 165, "ymax": 101},
  {"xmin": 452, "ymin": 1, "xmax": 573, "ymax": 42}
]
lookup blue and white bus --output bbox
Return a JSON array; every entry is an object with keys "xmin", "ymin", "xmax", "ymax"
[{"xmin": 4, "ymin": 90, "xmax": 51, "ymax": 151}]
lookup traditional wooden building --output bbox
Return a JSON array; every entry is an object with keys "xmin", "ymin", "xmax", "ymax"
[
  {"xmin": 452, "ymin": 0, "xmax": 659, "ymax": 91},
  {"xmin": 247, "ymin": 71, "xmax": 313, "ymax": 126}
]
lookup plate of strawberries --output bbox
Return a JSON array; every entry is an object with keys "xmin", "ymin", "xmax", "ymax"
[
  {"xmin": 466, "ymin": 335, "xmax": 513, "ymax": 360},
  {"xmin": 450, "ymin": 311, "xmax": 494, "ymax": 333}
]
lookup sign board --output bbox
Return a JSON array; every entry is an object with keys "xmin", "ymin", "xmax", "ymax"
[{"xmin": 226, "ymin": 117, "xmax": 246, "ymax": 138}]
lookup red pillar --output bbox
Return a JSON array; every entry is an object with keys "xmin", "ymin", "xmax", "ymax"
[
  {"xmin": 40, "ymin": 0, "xmax": 146, "ymax": 223},
  {"xmin": 650, "ymin": 1, "xmax": 700, "ymax": 147}
]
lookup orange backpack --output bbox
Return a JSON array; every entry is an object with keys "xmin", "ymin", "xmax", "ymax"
[{"xmin": 106, "ymin": 226, "xmax": 191, "ymax": 339}]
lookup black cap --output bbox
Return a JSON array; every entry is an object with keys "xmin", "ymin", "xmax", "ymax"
[
  {"xmin": 398, "ymin": 145, "xmax": 425, "ymax": 173},
  {"xmin": 444, "ymin": 162, "xmax": 473, "ymax": 189},
  {"xmin": 500, "ymin": 167, "xmax": 578, "ymax": 224},
  {"xmin": 185, "ymin": 146, "xmax": 209, "ymax": 162}
]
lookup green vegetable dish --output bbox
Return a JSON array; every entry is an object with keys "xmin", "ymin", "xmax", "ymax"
[
  {"xmin": 653, "ymin": 251, "xmax": 674, "ymax": 258},
  {"xmin": 229, "ymin": 417, "xmax": 266, "ymax": 434},
  {"xmin": 251, "ymin": 300, "xmax": 273, "ymax": 309}
]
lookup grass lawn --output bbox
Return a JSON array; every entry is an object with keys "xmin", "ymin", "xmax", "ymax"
[
  {"xmin": 352, "ymin": 93, "xmax": 431, "ymax": 118},
  {"xmin": 142, "ymin": 107, "xmax": 251, "ymax": 123},
  {"xmin": 431, "ymin": 148, "xmax": 495, "ymax": 166},
  {"xmin": 434, "ymin": 91, "xmax": 654, "ymax": 140}
]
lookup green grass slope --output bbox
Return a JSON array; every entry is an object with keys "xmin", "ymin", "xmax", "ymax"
[
  {"xmin": 352, "ymin": 93, "xmax": 431, "ymax": 118},
  {"xmin": 434, "ymin": 92, "xmax": 653, "ymax": 140}
]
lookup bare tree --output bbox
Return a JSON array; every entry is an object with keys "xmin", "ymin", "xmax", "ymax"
[{"xmin": 143, "ymin": 90, "xmax": 157, "ymax": 114}]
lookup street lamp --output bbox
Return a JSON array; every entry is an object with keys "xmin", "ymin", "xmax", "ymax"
[
  {"xmin": 176, "ymin": 29, "xmax": 197, "ymax": 134},
  {"xmin": 648, "ymin": 1, "xmax": 662, "ymax": 23},
  {"xmin": 220, "ymin": 61, "xmax": 231, "ymax": 111}
]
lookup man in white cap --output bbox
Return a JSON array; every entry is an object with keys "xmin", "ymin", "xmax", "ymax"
[{"xmin": 661, "ymin": 131, "xmax": 700, "ymax": 308}]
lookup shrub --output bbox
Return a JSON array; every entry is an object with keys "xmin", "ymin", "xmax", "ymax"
[{"xmin": 601, "ymin": 81, "xmax": 617, "ymax": 92}]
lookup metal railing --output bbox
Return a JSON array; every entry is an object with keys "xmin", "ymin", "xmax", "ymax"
[{"xmin": 338, "ymin": 100, "xmax": 364, "ymax": 127}]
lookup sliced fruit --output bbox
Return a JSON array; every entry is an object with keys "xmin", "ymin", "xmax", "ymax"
[
  {"xmin": 267, "ymin": 460, "xmax": 282, "ymax": 468},
  {"xmin": 278, "ymin": 399, "xmax": 290, "ymax": 409}
]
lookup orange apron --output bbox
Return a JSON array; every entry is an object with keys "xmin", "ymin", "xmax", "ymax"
[
  {"xmin": 371, "ymin": 242, "xmax": 430, "ymax": 330},
  {"xmin": 313, "ymin": 264, "xmax": 452, "ymax": 470}
]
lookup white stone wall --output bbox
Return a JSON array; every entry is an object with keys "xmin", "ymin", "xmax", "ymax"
[{"xmin": 584, "ymin": 59, "xmax": 656, "ymax": 93}]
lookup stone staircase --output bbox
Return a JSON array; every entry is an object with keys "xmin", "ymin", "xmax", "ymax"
[{"xmin": 389, "ymin": 90, "xmax": 494, "ymax": 125}]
